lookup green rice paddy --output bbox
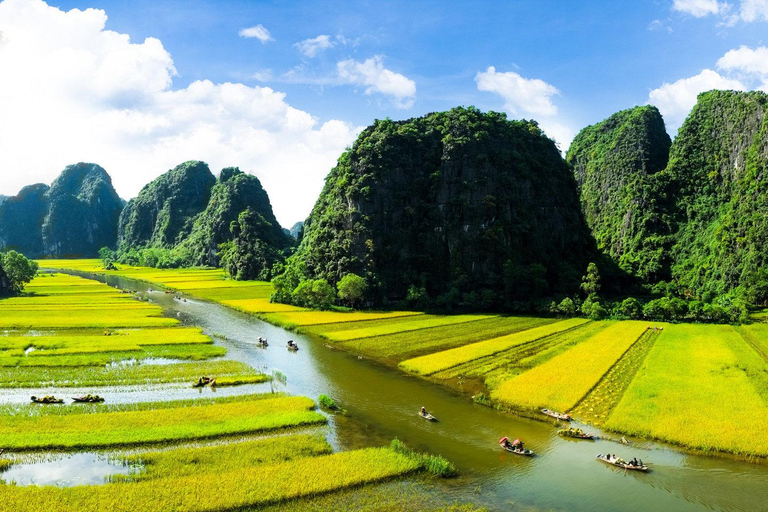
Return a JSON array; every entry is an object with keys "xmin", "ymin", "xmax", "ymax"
[
  {"xmin": 39, "ymin": 260, "xmax": 768, "ymax": 458},
  {"xmin": 0, "ymin": 263, "xmax": 448, "ymax": 510}
]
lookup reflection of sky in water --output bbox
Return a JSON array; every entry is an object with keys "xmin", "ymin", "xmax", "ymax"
[
  {"xmin": 8, "ymin": 270, "xmax": 766, "ymax": 511},
  {"xmin": 2, "ymin": 453, "xmax": 133, "ymax": 487}
]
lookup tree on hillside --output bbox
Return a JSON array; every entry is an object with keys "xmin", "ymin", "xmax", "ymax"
[
  {"xmin": 337, "ymin": 273, "xmax": 367, "ymax": 308},
  {"xmin": 580, "ymin": 262, "xmax": 601, "ymax": 296}
]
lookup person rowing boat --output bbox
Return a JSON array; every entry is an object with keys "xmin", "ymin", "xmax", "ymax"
[
  {"xmin": 596, "ymin": 453, "xmax": 649, "ymax": 471},
  {"xmin": 418, "ymin": 406, "xmax": 437, "ymax": 421},
  {"xmin": 499, "ymin": 437, "xmax": 534, "ymax": 456}
]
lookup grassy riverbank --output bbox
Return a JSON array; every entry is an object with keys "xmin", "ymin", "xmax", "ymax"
[{"xmin": 40, "ymin": 260, "xmax": 768, "ymax": 458}]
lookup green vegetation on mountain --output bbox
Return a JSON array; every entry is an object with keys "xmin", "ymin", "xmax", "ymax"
[
  {"xmin": 274, "ymin": 107, "xmax": 595, "ymax": 310},
  {"xmin": 661, "ymin": 90, "xmax": 768, "ymax": 307},
  {"xmin": 567, "ymin": 106, "xmax": 671, "ymax": 281},
  {"xmin": 0, "ymin": 164, "xmax": 122, "ymax": 258},
  {"xmin": 182, "ymin": 167, "xmax": 291, "ymax": 270},
  {"xmin": 41, "ymin": 163, "xmax": 123, "ymax": 257},
  {"xmin": 118, "ymin": 161, "xmax": 216, "ymax": 250},
  {"xmin": 116, "ymin": 163, "xmax": 291, "ymax": 276},
  {"xmin": 0, "ymin": 184, "xmax": 49, "ymax": 256}
]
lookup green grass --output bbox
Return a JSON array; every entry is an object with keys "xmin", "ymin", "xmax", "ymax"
[
  {"xmin": 320, "ymin": 315, "xmax": 495, "ymax": 342},
  {"xmin": 0, "ymin": 395, "xmax": 325, "ymax": 450},
  {"xmin": 115, "ymin": 434, "xmax": 333, "ymax": 482},
  {"xmin": 606, "ymin": 324, "xmax": 768, "ymax": 456},
  {"xmin": 491, "ymin": 321, "xmax": 649, "ymax": 411},
  {"xmin": 0, "ymin": 360, "xmax": 259, "ymax": 387},
  {"xmin": 399, "ymin": 319, "xmax": 589, "ymax": 376}
]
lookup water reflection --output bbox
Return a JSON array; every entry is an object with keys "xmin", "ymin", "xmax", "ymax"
[{"xmin": 1, "ymin": 453, "xmax": 133, "ymax": 487}]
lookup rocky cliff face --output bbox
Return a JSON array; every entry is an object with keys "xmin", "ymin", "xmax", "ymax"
[
  {"xmin": 182, "ymin": 167, "xmax": 291, "ymax": 266},
  {"xmin": 118, "ymin": 161, "xmax": 216, "ymax": 249},
  {"xmin": 288, "ymin": 107, "xmax": 595, "ymax": 304},
  {"xmin": 0, "ymin": 184, "xmax": 50, "ymax": 256},
  {"xmin": 41, "ymin": 163, "xmax": 123, "ymax": 257},
  {"xmin": 659, "ymin": 90, "xmax": 768, "ymax": 302},
  {"xmin": 0, "ymin": 164, "xmax": 122, "ymax": 258},
  {"xmin": 567, "ymin": 106, "xmax": 671, "ymax": 280}
]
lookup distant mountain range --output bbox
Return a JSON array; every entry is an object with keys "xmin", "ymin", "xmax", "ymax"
[{"xmin": 2, "ymin": 90, "xmax": 767, "ymax": 308}]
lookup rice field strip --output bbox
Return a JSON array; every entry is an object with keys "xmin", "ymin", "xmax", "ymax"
[
  {"xmin": 736, "ymin": 324, "xmax": 768, "ymax": 364},
  {"xmin": 399, "ymin": 318, "xmax": 590, "ymax": 377},
  {"xmin": 0, "ymin": 447, "xmax": 423, "ymax": 511},
  {"xmin": 491, "ymin": 321, "xmax": 650, "ymax": 412},
  {"xmin": 0, "ymin": 360, "xmax": 261, "ymax": 387},
  {"xmin": 0, "ymin": 395, "xmax": 325, "ymax": 451},
  {"xmin": 320, "ymin": 315, "xmax": 495, "ymax": 342},
  {"xmin": 570, "ymin": 328, "xmax": 661, "ymax": 426},
  {"xmin": 431, "ymin": 321, "xmax": 609, "ymax": 384},
  {"xmin": 334, "ymin": 316, "xmax": 558, "ymax": 361}
]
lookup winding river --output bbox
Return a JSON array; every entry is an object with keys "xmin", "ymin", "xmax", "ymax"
[{"xmin": 7, "ymin": 270, "xmax": 768, "ymax": 512}]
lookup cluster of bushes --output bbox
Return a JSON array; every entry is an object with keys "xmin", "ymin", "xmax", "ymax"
[
  {"xmin": 101, "ymin": 246, "xmax": 193, "ymax": 270},
  {"xmin": 271, "ymin": 261, "xmax": 368, "ymax": 310}
]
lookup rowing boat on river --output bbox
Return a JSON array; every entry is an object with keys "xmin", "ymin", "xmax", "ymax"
[
  {"xmin": 596, "ymin": 454, "xmax": 649, "ymax": 472},
  {"xmin": 542, "ymin": 408, "xmax": 571, "ymax": 421}
]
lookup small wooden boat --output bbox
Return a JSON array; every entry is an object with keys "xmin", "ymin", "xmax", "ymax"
[
  {"xmin": 501, "ymin": 444, "xmax": 535, "ymax": 457},
  {"xmin": 287, "ymin": 342, "xmax": 299, "ymax": 351},
  {"xmin": 72, "ymin": 395, "xmax": 105, "ymax": 403},
  {"xmin": 193, "ymin": 376, "xmax": 214, "ymax": 388},
  {"xmin": 30, "ymin": 395, "xmax": 64, "ymax": 404},
  {"xmin": 499, "ymin": 437, "xmax": 534, "ymax": 456},
  {"xmin": 558, "ymin": 428, "xmax": 594, "ymax": 440},
  {"xmin": 542, "ymin": 408, "xmax": 571, "ymax": 421},
  {"xmin": 257, "ymin": 337, "xmax": 269, "ymax": 348},
  {"xmin": 418, "ymin": 410, "xmax": 437, "ymax": 421},
  {"xmin": 596, "ymin": 454, "xmax": 648, "ymax": 472}
]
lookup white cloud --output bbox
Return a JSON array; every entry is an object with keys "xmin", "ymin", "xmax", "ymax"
[
  {"xmin": 295, "ymin": 34, "xmax": 334, "ymax": 58},
  {"xmin": 239, "ymin": 24, "xmax": 272, "ymax": 43},
  {"xmin": 474, "ymin": 66, "xmax": 573, "ymax": 149},
  {"xmin": 717, "ymin": 45, "xmax": 768, "ymax": 75},
  {"xmin": 740, "ymin": 0, "xmax": 768, "ymax": 21},
  {"xmin": 672, "ymin": 0, "xmax": 722, "ymax": 17},
  {"xmin": 337, "ymin": 56, "xmax": 416, "ymax": 108},
  {"xmin": 475, "ymin": 66, "xmax": 559, "ymax": 117},
  {"xmin": 648, "ymin": 69, "xmax": 746, "ymax": 130},
  {"xmin": 0, "ymin": 0, "xmax": 358, "ymax": 225}
]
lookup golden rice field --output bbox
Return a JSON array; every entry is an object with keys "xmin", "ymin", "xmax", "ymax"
[
  {"xmin": 491, "ymin": 321, "xmax": 650, "ymax": 411},
  {"xmin": 605, "ymin": 324, "xmax": 768, "ymax": 456},
  {"xmin": 40, "ymin": 261, "xmax": 768, "ymax": 457},
  {"xmin": 399, "ymin": 319, "xmax": 589, "ymax": 376},
  {"xmin": 1, "ymin": 446, "xmax": 422, "ymax": 511}
]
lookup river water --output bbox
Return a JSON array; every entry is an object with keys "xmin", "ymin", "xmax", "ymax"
[{"xmin": 6, "ymin": 271, "xmax": 768, "ymax": 512}]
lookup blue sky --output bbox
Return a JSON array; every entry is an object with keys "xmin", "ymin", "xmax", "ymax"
[{"xmin": 2, "ymin": 0, "xmax": 768, "ymax": 224}]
